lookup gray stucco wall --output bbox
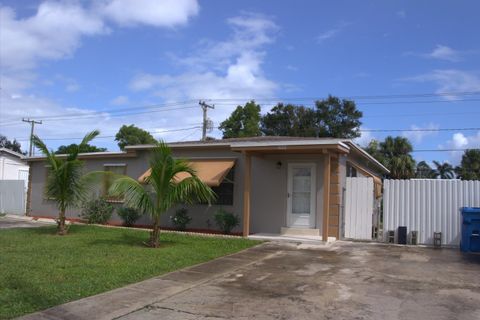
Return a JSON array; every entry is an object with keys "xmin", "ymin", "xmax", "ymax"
[
  {"xmin": 250, "ymin": 154, "xmax": 325, "ymax": 235},
  {"xmin": 28, "ymin": 147, "xmax": 246, "ymax": 234}
]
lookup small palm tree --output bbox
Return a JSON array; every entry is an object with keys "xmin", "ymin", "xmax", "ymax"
[
  {"xmin": 32, "ymin": 130, "xmax": 100, "ymax": 235},
  {"xmin": 109, "ymin": 141, "xmax": 215, "ymax": 248},
  {"xmin": 433, "ymin": 161, "xmax": 455, "ymax": 179}
]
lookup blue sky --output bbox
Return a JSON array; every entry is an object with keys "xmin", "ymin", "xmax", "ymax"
[{"xmin": 0, "ymin": 0, "xmax": 479, "ymax": 164}]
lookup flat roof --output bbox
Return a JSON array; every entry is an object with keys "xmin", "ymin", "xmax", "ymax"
[{"xmin": 24, "ymin": 136, "xmax": 389, "ymax": 174}]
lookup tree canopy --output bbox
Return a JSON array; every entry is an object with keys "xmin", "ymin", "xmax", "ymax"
[
  {"xmin": 115, "ymin": 125, "xmax": 157, "ymax": 150},
  {"xmin": 365, "ymin": 136, "xmax": 416, "ymax": 179},
  {"xmin": 0, "ymin": 134, "xmax": 24, "ymax": 154},
  {"xmin": 415, "ymin": 161, "xmax": 436, "ymax": 179},
  {"xmin": 55, "ymin": 143, "xmax": 106, "ymax": 154},
  {"xmin": 432, "ymin": 161, "xmax": 455, "ymax": 179},
  {"xmin": 219, "ymin": 101, "xmax": 262, "ymax": 139},
  {"xmin": 314, "ymin": 95, "xmax": 362, "ymax": 138},
  {"xmin": 220, "ymin": 95, "xmax": 363, "ymax": 139},
  {"xmin": 261, "ymin": 103, "xmax": 317, "ymax": 137},
  {"xmin": 455, "ymin": 149, "xmax": 480, "ymax": 180}
]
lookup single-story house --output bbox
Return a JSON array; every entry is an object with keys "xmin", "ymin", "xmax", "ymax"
[{"xmin": 26, "ymin": 137, "xmax": 388, "ymax": 240}]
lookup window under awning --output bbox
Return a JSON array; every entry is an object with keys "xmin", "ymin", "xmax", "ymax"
[{"xmin": 138, "ymin": 159, "xmax": 235, "ymax": 187}]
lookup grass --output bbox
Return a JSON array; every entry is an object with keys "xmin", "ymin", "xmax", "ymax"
[{"xmin": 0, "ymin": 225, "xmax": 260, "ymax": 319}]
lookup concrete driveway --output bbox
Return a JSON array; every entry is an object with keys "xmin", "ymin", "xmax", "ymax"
[
  {"xmin": 0, "ymin": 216, "xmax": 53, "ymax": 229},
  {"xmin": 22, "ymin": 241, "xmax": 480, "ymax": 320}
]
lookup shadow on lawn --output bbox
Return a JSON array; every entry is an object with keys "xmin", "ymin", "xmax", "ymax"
[
  {"xmin": 4, "ymin": 274, "xmax": 58, "ymax": 316},
  {"xmin": 86, "ymin": 232, "xmax": 176, "ymax": 248}
]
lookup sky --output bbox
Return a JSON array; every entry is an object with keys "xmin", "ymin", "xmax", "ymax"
[{"xmin": 0, "ymin": 0, "xmax": 479, "ymax": 165}]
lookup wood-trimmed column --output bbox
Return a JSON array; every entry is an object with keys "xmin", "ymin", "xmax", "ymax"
[
  {"xmin": 242, "ymin": 151, "xmax": 251, "ymax": 237},
  {"xmin": 322, "ymin": 153, "xmax": 331, "ymax": 241},
  {"xmin": 328, "ymin": 154, "xmax": 341, "ymax": 239}
]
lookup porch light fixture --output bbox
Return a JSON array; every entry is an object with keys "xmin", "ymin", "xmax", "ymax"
[{"xmin": 276, "ymin": 161, "xmax": 282, "ymax": 169}]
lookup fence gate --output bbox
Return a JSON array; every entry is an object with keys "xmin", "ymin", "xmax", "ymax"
[
  {"xmin": 0, "ymin": 180, "xmax": 26, "ymax": 215},
  {"xmin": 343, "ymin": 177, "xmax": 374, "ymax": 240}
]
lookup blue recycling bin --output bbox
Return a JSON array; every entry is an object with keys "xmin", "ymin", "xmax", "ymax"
[{"xmin": 460, "ymin": 207, "xmax": 480, "ymax": 252}]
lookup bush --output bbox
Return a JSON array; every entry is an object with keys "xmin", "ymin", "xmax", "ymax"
[
  {"xmin": 170, "ymin": 208, "xmax": 192, "ymax": 231},
  {"xmin": 214, "ymin": 209, "xmax": 240, "ymax": 234},
  {"xmin": 117, "ymin": 207, "xmax": 142, "ymax": 227},
  {"xmin": 80, "ymin": 198, "xmax": 114, "ymax": 224}
]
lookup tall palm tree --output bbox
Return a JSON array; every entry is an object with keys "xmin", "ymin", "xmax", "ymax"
[
  {"xmin": 109, "ymin": 141, "xmax": 215, "ymax": 248},
  {"xmin": 32, "ymin": 130, "xmax": 100, "ymax": 235},
  {"xmin": 433, "ymin": 161, "xmax": 455, "ymax": 179}
]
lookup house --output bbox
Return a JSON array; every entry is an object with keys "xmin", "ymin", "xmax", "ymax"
[
  {"xmin": 0, "ymin": 148, "xmax": 29, "ymax": 186},
  {"xmin": 0, "ymin": 148, "xmax": 30, "ymax": 214},
  {"xmin": 26, "ymin": 137, "xmax": 388, "ymax": 240}
]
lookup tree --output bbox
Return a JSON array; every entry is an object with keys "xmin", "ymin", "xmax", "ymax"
[
  {"xmin": 55, "ymin": 143, "xmax": 106, "ymax": 154},
  {"xmin": 455, "ymin": 149, "xmax": 480, "ymax": 180},
  {"xmin": 432, "ymin": 161, "xmax": 455, "ymax": 179},
  {"xmin": 0, "ymin": 134, "xmax": 24, "ymax": 154},
  {"xmin": 261, "ymin": 103, "xmax": 317, "ymax": 137},
  {"xmin": 115, "ymin": 125, "xmax": 156, "ymax": 150},
  {"xmin": 314, "ymin": 95, "xmax": 363, "ymax": 138},
  {"xmin": 108, "ymin": 141, "xmax": 215, "ymax": 248},
  {"xmin": 219, "ymin": 101, "xmax": 262, "ymax": 138},
  {"xmin": 32, "ymin": 130, "xmax": 100, "ymax": 235},
  {"xmin": 365, "ymin": 136, "xmax": 416, "ymax": 179},
  {"xmin": 415, "ymin": 161, "xmax": 436, "ymax": 178}
]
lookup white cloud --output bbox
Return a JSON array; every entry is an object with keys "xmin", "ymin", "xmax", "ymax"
[
  {"xmin": 110, "ymin": 95, "xmax": 130, "ymax": 105},
  {"xmin": 402, "ymin": 123, "xmax": 439, "ymax": 144},
  {"xmin": 404, "ymin": 69, "xmax": 480, "ymax": 99},
  {"xmin": 0, "ymin": 3, "xmax": 107, "ymax": 71},
  {"xmin": 441, "ymin": 131, "xmax": 480, "ymax": 164},
  {"xmin": 316, "ymin": 21, "xmax": 350, "ymax": 44},
  {"xmin": 99, "ymin": 0, "xmax": 199, "ymax": 27},
  {"xmin": 426, "ymin": 45, "xmax": 461, "ymax": 62},
  {"xmin": 0, "ymin": 0, "xmax": 202, "ymax": 149},
  {"xmin": 129, "ymin": 13, "xmax": 280, "ymax": 140}
]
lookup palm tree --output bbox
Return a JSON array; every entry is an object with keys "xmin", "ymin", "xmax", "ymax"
[
  {"xmin": 32, "ymin": 130, "xmax": 100, "ymax": 235},
  {"xmin": 455, "ymin": 149, "xmax": 480, "ymax": 180},
  {"xmin": 366, "ymin": 136, "xmax": 416, "ymax": 179},
  {"xmin": 433, "ymin": 161, "xmax": 455, "ymax": 179},
  {"xmin": 109, "ymin": 141, "xmax": 215, "ymax": 248},
  {"xmin": 415, "ymin": 161, "xmax": 436, "ymax": 178}
]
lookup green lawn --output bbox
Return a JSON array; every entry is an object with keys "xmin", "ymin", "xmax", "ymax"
[{"xmin": 0, "ymin": 225, "xmax": 259, "ymax": 319}]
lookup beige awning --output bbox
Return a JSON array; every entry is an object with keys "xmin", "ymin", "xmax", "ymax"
[{"xmin": 138, "ymin": 159, "xmax": 235, "ymax": 187}]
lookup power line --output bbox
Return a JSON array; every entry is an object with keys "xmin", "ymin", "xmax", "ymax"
[
  {"xmin": 22, "ymin": 118, "xmax": 42, "ymax": 156},
  {"xmin": 361, "ymin": 127, "xmax": 480, "ymax": 133},
  {"xmin": 2, "ymin": 91, "xmax": 480, "ymax": 126},
  {"xmin": 411, "ymin": 149, "xmax": 479, "ymax": 153}
]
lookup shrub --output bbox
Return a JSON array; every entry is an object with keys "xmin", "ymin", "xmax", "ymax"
[
  {"xmin": 170, "ymin": 208, "xmax": 192, "ymax": 231},
  {"xmin": 117, "ymin": 207, "xmax": 142, "ymax": 227},
  {"xmin": 214, "ymin": 209, "xmax": 240, "ymax": 234},
  {"xmin": 80, "ymin": 198, "xmax": 114, "ymax": 224}
]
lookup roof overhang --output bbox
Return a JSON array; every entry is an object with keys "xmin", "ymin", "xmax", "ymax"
[
  {"xmin": 344, "ymin": 141, "xmax": 390, "ymax": 174},
  {"xmin": 25, "ymin": 150, "xmax": 137, "ymax": 162}
]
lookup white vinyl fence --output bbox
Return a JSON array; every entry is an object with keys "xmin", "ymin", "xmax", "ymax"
[
  {"xmin": 0, "ymin": 180, "xmax": 26, "ymax": 215},
  {"xmin": 344, "ymin": 177, "xmax": 374, "ymax": 240},
  {"xmin": 384, "ymin": 179, "xmax": 480, "ymax": 246}
]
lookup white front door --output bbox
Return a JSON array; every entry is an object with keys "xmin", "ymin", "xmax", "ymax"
[{"xmin": 287, "ymin": 163, "xmax": 316, "ymax": 228}]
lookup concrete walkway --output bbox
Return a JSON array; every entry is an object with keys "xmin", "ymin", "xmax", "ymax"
[
  {"xmin": 20, "ymin": 241, "xmax": 480, "ymax": 320},
  {"xmin": 0, "ymin": 215, "xmax": 55, "ymax": 229}
]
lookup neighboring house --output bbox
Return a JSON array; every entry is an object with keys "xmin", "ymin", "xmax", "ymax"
[
  {"xmin": 26, "ymin": 137, "xmax": 388, "ymax": 240},
  {"xmin": 0, "ymin": 148, "xmax": 29, "ymax": 189},
  {"xmin": 0, "ymin": 148, "xmax": 29, "ymax": 215}
]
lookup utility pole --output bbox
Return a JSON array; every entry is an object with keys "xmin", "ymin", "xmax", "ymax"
[
  {"xmin": 199, "ymin": 100, "xmax": 214, "ymax": 141},
  {"xmin": 22, "ymin": 118, "xmax": 42, "ymax": 156}
]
